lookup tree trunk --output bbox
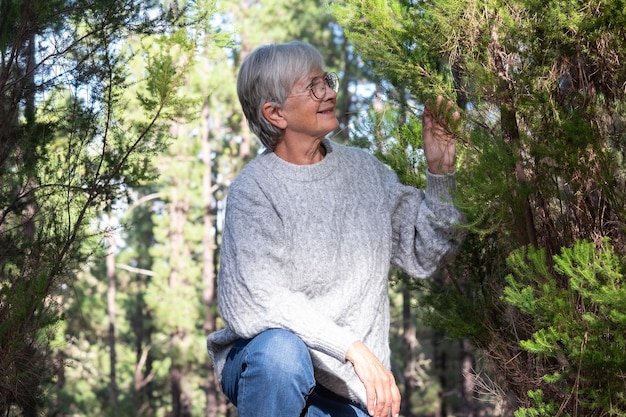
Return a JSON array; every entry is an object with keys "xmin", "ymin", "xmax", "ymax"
[
  {"xmin": 106, "ymin": 229, "xmax": 119, "ymax": 412},
  {"xmin": 201, "ymin": 98, "xmax": 225, "ymax": 417},
  {"xmin": 460, "ymin": 339, "xmax": 476, "ymax": 417},
  {"xmin": 400, "ymin": 282, "xmax": 417, "ymax": 417},
  {"xmin": 167, "ymin": 123, "xmax": 193, "ymax": 416},
  {"xmin": 170, "ymin": 365, "xmax": 192, "ymax": 417},
  {"xmin": 433, "ymin": 330, "xmax": 451, "ymax": 417},
  {"xmin": 488, "ymin": 22, "xmax": 537, "ymax": 248},
  {"xmin": 132, "ymin": 268, "xmax": 156, "ymax": 417}
]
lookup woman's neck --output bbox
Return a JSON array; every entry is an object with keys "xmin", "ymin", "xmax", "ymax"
[{"xmin": 274, "ymin": 138, "xmax": 326, "ymax": 165}]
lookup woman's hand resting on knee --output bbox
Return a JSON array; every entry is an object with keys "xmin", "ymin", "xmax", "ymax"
[{"xmin": 346, "ymin": 341, "xmax": 401, "ymax": 417}]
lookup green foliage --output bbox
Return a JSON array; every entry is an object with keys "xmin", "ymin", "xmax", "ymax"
[
  {"xmin": 333, "ymin": 0, "xmax": 626, "ymax": 415},
  {"xmin": 514, "ymin": 390, "xmax": 563, "ymax": 417},
  {"xmin": 359, "ymin": 104, "xmax": 427, "ymax": 188},
  {"xmin": 503, "ymin": 239, "xmax": 626, "ymax": 416},
  {"xmin": 331, "ymin": 0, "xmax": 453, "ymax": 105},
  {"xmin": 1, "ymin": 0, "xmax": 221, "ymax": 414}
]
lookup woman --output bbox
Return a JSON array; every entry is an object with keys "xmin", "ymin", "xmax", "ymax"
[{"xmin": 206, "ymin": 41, "xmax": 464, "ymax": 417}]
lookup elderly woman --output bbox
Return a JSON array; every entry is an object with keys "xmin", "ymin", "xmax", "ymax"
[{"xmin": 206, "ymin": 41, "xmax": 463, "ymax": 417}]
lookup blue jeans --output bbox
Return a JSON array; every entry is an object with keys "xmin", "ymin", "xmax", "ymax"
[{"xmin": 221, "ymin": 329, "xmax": 370, "ymax": 417}]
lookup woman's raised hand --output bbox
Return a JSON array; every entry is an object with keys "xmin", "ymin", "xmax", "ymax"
[{"xmin": 423, "ymin": 95, "xmax": 460, "ymax": 175}]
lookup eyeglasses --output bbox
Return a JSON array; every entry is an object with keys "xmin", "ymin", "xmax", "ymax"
[{"xmin": 288, "ymin": 72, "xmax": 339, "ymax": 101}]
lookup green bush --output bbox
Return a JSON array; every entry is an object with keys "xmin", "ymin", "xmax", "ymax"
[{"xmin": 503, "ymin": 239, "xmax": 626, "ymax": 416}]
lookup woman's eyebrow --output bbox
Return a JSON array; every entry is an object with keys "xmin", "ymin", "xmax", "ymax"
[{"xmin": 306, "ymin": 73, "xmax": 325, "ymax": 85}]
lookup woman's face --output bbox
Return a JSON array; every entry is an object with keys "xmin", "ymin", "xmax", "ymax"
[{"xmin": 279, "ymin": 69, "xmax": 339, "ymax": 143}]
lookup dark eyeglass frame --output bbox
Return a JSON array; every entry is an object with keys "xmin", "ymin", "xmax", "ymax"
[{"xmin": 288, "ymin": 72, "xmax": 339, "ymax": 102}]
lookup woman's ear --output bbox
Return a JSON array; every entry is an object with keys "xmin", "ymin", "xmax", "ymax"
[{"xmin": 262, "ymin": 102, "xmax": 287, "ymax": 129}]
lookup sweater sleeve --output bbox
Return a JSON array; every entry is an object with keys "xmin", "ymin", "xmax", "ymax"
[
  {"xmin": 217, "ymin": 175, "xmax": 359, "ymax": 363},
  {"xmin": 389, "ymin": 168, "xmax": 465, "ymax": 278}
]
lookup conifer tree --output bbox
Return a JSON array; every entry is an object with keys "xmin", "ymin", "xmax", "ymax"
[
  {"xmin": 333, "ymin": 0, "xmax": 626, "ymax": 415},
  {"xmin": 0, "ymin": 0, "xmax": 220, "ymax": 414}
]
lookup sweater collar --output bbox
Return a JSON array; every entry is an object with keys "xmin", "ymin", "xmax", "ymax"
[{"xmin": 261, "ymin": 138, "xmax": 339, "ymax": 182}]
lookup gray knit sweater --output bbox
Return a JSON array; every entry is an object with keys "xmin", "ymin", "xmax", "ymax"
[{"xmin": 206, "ymin": 139, "xmax": 463, "ymax": 408}]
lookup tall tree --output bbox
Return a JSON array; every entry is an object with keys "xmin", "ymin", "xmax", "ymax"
[
  {"xmin": 0, "ymin": 0, "xmax": 219, "ymax": 414},
  {"xmin": 333, "ymin": 0, "xmax": 626, "ymax": 415}
]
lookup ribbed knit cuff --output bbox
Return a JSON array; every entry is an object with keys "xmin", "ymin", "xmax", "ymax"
[{"xmin": 425, "ymin": 170, "xmax": 456, "ymax": 207}]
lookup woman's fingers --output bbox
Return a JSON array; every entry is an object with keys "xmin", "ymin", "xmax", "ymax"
[
  {"xmin": 372, "ymin": 369, "xmax": 400, "ymax": 417},
  {"xmin": 423, "ymin": 95, "xmax": 460, "ymax": 174},
  {"xmin": 346, "ymin": 341, "xmax": 401, "ymax": 417}
]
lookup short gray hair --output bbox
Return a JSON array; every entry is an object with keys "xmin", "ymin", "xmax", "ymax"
[{"xmin": 237, "ymin": 41, "xmax": 325, "ymax": 150}]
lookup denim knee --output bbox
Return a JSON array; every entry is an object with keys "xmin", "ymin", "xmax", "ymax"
[
  {"xmin": 246, "ymin": 329, "xmax": 315, "ymax": 385},
  {"xmin": 223, "ymin": 329, "xmax": 316, "ymax": 416}
]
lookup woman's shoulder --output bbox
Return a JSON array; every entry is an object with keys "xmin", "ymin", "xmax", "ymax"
[
  {"xmin": 327, "ymin": 140, "xmax": 389, "ymax": 175},
  {"xmin": 327, "ymin": 140, "xmax": 380, "ymax": 164},
  {"xmin": 226, "ymin": 155, "xmax": 268, "ymax": 195}
]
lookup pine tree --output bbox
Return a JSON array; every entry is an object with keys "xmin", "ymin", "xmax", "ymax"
[
  {"xmin": 0, "ymin": 0, "xmax": 220, "ymax": 414},
  {"xmin": 333, "ymin": 0, "xmax": 626, "ymax": 415},
  {"xmin": 503, "ymin": 239, "xmax": 626, "ymax": 416}
]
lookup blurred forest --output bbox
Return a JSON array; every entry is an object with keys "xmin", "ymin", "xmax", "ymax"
[{"xmin": 1, "ymin": 0, "xmax": 625, "ymax": 417}]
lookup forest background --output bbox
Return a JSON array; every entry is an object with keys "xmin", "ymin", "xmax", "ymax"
[{"xmin": 1, "ymin": 0, "xmax": 625, "ymax": 416}]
